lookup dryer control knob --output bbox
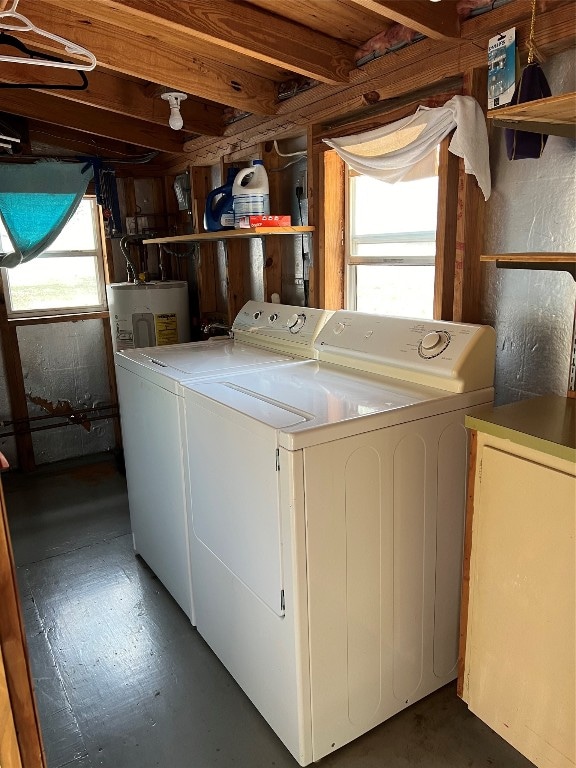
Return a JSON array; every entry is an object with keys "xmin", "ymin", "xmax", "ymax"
[
  {"xmin": 421, "ymin": 332, "xmax": 442, "ymax": 350},
  {"xmin": 268, "ymin": 313, "xmax": 279, "ymax": 323},
  {"xmin": 418, "ymin": 330, "xmax": 451, "ymax": 358},
  {"xmin": 333, "ymin": 322, "xmax": 346, "ymax": 335},
  {"xmin": 287, "ymin": 313, "xmax": 306, "ymax": 333}
]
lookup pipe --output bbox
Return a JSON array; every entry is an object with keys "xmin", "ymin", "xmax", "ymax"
[
  {"xmin": 120, "ymin": 234, "xmax": 146, "ymax": 283},
  {"xmin": 1, "ymin": 403, "xmax": 118, "ymax": 428},
  {"xmin": 201, "ymin": 321, "xmax": 231, "ymax": 337},
  {"xmin": 0, "ymin": 410, "xmax": 119, "ymax": 439}
]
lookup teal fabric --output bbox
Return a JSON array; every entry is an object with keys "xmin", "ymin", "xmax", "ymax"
[{"xmin": 0, "ymin": 161, "xmax": 93, "ymax": 268}]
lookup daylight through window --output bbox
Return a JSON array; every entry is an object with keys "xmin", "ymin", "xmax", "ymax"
[
  {"xmin": 347, "ymin": 156, "xmax": 439, "ymax": 319},
  {"xmin": 0, "ymin": 197, "xmax": 107, "ymax": 318}
]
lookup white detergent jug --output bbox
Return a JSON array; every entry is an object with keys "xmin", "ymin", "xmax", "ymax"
[{"xmin": 232, "ymin": 160, "xmax": 270, "ymax": 227}]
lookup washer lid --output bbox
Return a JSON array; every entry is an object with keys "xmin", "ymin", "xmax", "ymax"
[
  {"xmin": 115, "ymin": 338, "xmax": 292, "ymax": 391},
  {"xmin": 185, "ymin": 359, "xmax": 462, "ymax": 443}
]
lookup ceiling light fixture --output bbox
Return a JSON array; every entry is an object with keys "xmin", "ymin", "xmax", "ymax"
[{"xmin": 161, "ymin": 91, "xmax": 187, "ymax": 131}]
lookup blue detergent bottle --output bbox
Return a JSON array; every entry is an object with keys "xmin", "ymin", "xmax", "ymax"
[{"xmin": 204, "ymin": 167, "xmax": 239, "ymax": 231}]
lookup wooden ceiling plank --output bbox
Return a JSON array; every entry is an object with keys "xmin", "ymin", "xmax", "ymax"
[
  {"xmin": 345, "ymin": 0, "xmax": 460, "ymax": 39},
  {"xmin": 0, "ymin": 64, "xmax": 225, "ymax": 136},
  {"xmin": 20, "ymin": 3, "xmax": 279, "ymax": 115},
  {"xmin": 36, "ymin": 0, "xmax": 289, "ymax": 81},
  {"xmin": 0, "ymin": 91, "xmax": 184, "ymax": 152},
  {"xmin": 58, "ymin": 0, "xmax": 357, "ymax": 85},
  {"xmin": 182, "ymin": 1, "xmax": 574, "ymax": 163},
  {"xmin": 245, "ymin": 0, "xmax": 387, "ymax": 48}
]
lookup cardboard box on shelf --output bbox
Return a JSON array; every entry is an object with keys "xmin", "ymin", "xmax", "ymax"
[{"xmin": 238, "ymin": 215, "xmax": 291, "ymax": 228}]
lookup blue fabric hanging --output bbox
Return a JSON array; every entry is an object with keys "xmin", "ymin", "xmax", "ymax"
[{"xmin": 0, "ymin": 161, "xmax": 93, "ymax": 268}]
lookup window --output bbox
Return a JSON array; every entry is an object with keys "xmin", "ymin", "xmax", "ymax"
[
  {"xmin": 0, "ymin": 197, "xmax": 107, "ymax": 318},
  {"xmin": 346, "ymin": 158, "xmax": 439, "ymax": 319}
]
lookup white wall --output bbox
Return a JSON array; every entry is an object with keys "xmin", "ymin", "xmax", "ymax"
[{"xmin": 482, "ymin": 49, "xmax": 576, "ymax": 404}]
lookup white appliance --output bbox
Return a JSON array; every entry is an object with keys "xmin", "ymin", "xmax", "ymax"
[
  {"xmin": 181, "ymin": 312, "xmax": 496, "ymax": 765},
  {"xmin": 107, "ymin": 280, "xmax": 190, "ymax": 352},
  {"xmin": 114, "ymin": 301, "xmax": 333, "ymax": 622}
]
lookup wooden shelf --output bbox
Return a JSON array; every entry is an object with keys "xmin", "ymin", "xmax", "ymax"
[
  {"xmin": 481, "ymin": 254, "xmax": 576, "ymax": 263},
  {"xmin": 487, "ymin": 92, "xmax": 576, "ymax": 139},
  {"xmin": 481, "ymin": 253, "xmax": 576, "ymax": 279},
  {"xmin": 143, "ymin": 226, "xmax": 314, "ymax": 245}
]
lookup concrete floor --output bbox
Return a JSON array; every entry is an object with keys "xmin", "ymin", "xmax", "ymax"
[{"xmin": 4, "ymin": 455, "xmax": 536, "ymax": 768}]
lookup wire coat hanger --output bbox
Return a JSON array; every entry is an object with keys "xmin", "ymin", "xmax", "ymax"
[{"xmin": 0, "ymin": 0, "xmax": 96, "ymax": 70}]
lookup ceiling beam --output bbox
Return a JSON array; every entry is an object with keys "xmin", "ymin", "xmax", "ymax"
[
  {"xmin": 27, "ymin": 121, "xmax": 153, "ymax": 158},
  {"xmin": 21, "ymin": 2, "xmax": 279, "ymax": 115},
  {"xmin": 0, "ymin": 90, "xmax": 186, "ymax": 153},
  {"xmin": 346, "ymin": 0, "xmax": 461, "ymax": 39},
  {"xmin": 0, "ymin": 64, "xmax": 225, "ymax": 136},
  {"xmin": 182, "ymin": 0, "xmax": 573, "ymax": 164},
  {"xmin": 57, "ymin": 0, "xmax": 357, "ymax": 85}
]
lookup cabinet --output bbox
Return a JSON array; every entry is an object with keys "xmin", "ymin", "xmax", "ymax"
[{"xmin": 459, "ymin": 397, "xmax": 576, "ymax": 768}]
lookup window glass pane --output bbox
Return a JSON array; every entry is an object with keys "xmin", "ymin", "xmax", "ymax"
[
  {"xmin": 45, "ymin": 198, "xmax": 96, "ymax": 252},
  {"xmin": 7, "ymin": 255, "xmax": 101, "ymax": 312},
  {"xmin": 0, "ymin": 223, "xmax": 12, "ymax": 252},
  {"xmin": 354, "ymin": 241, "xmax": 436, "ymax": 259},
  {"xmin": 351, "ymin": 175, "xmax": 438, "ymax": 236},
  {"xmin": 355, "ymin": 265, "xmax": 435, "ymax": 318},
  {"xmin": 1, "ymin": 198, "xmax": 105, "ymax": 316}
]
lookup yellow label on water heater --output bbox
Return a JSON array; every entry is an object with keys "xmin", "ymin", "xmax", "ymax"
[{"xmin": 155, "ymin": 313, "xmax": 178, "ymax": 345}]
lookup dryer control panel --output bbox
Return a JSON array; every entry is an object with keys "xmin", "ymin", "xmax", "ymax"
[
  {"xmin": 315, "ymin": 312, "xmax": 496, "ymax": 393},
  {"xmin": 232, "ymin": 301, "xmax": 333, "ymax": 359}
]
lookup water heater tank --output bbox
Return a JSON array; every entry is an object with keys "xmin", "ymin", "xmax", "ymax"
[{"xmin": 107, "ymin": 281, "xmax": 190, "ymax": 353}]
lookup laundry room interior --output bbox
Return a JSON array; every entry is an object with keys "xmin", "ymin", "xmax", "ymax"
[{"xmin": 0, "ymin": 1, "xmax": 574, "ymax": 767}]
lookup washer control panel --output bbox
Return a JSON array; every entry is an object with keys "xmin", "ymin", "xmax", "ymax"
[
  {"xmin": 232, "ymin": 301, "xmax": 333, "ymax": 358},
  {"xmin": 316, "ymin": 311, "xmax": 496, "ymax": 392}
]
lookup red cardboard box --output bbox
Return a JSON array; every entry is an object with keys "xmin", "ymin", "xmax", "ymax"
[{"xmin": 238, "ymin": 215, "xmax": 291, "ymax": 228}]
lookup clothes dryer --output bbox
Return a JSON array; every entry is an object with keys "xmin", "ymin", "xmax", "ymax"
[{"xmin": 181, "ymin": 312, "xmax": 496, "ymax": 764}]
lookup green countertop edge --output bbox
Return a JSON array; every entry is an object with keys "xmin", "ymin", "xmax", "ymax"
[{"xmin": 465, "ymin": 414, "xmax": 576, "ymax": 464}]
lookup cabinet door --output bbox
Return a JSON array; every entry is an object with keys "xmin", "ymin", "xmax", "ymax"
[
  {"xmin": 0, "ymin": 642, "xmax": 22, "ymax": 768},
  {"xmin": 466, "ymin": 446, "xmax": 575, "ymax": 768}
]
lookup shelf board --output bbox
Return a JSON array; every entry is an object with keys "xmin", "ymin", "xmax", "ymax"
[
  {"xmin": 143, "ymin": 226, "xmax": 314, "ymax": 245},
  {"xmin": 481, "ymin": 254, "xmax": 576, "ymax": 263},
  {"xmin": 488, "ymin": 92, "xmax": 576, "ymax": 139},
  {"xmin": 481, "ymin": 253, "xmax": 575, "ymax": 279}
]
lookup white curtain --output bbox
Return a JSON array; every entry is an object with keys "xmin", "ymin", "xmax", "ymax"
[{"xmin": 323, "ymin": 95, "xmax": 491, "ymax": 200}]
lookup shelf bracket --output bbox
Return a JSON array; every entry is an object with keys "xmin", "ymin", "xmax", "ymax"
[
  {"xmin": 491, "ymin": 119, "xmax": 576, "ymax": 140},
  {"xmin": 494, "ymin": 261, "xmax": 576, "ymax": 280}
]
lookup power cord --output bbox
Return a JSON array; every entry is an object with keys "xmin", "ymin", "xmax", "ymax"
[{"xmin": 296, "ymin": 185, "xmax": 309, "ymax": 307}]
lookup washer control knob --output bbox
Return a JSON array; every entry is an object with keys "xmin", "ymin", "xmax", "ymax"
[
  {"xmin": 333, "ymin": 322, "xmax": 346, "ymax": 335},
  {"xmin": 421, "ymin": 332, "xmax": 442, "ymax": 350},
  {"xmin": 268, "ymin": 313, "xmax": 279, "ymax": 323},
  {"xmin": 287, "ymin": 313, "xmax": 306, "ymax": 333},
  {"xmin": 253, "ymin": 311, "xmax": 261, "ymax": 320}
]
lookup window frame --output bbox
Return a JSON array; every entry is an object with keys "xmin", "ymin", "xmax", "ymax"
[
  {"xmin": 345, "ymin": 166, "xmax": 439, "ymax": 313},
  {"xmin": 1, "ymin": 196, "xmax": 108, "ymax": 319}
]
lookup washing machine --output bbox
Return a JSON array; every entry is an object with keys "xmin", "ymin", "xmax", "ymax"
[
  {"xmin": 114, "ymin": 301, "xmax": 333, "ymax": 623},
  {"xmin": 181, "ymin": 311, "xmax": 496, "ymax": 765}
]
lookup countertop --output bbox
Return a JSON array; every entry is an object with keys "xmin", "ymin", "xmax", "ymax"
[{"xmin": 465, "ymin": 395, "xmax": 576, "ymax": 464}]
